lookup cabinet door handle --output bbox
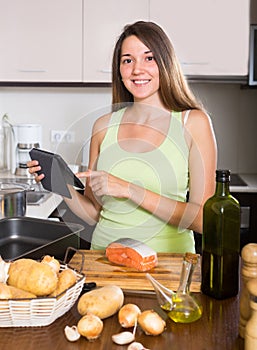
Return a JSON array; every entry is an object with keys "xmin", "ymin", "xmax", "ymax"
[
  {"xmin": 99, "ymin": 69, "xmax": 111, "ymax": 73},
  {"xmin": 181, "ymin": 62, "xmax": 209, "ymax": 66},
  {"xmin": 18, "ymin": 69, "xmax": 47, "ymax": 73}
]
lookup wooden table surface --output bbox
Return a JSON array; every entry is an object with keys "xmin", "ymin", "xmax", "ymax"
[
  {"xmin": 0, "ymin": 290, "xmax": 244, "ymax": 350},
  {"xmin": 0, "ymin": 251, "xmax": 244, "ymax": 349}
]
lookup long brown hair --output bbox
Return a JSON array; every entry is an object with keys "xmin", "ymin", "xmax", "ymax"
[{"xmin": 112, "ymin": 21, "xmax": 202, "ymax": 112}]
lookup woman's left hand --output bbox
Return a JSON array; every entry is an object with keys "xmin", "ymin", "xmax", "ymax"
[{"xmin": 76, "ymin": 170, "xmax": 129, "ymax": 199}]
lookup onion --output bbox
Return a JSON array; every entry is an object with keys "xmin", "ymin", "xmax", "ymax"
[
  {"xmin": 118, "ymin": 303, "xmax": 141, "ymax": 328},
  {"xmin": 77, "ymin": 313, "xmax": 103, "ymax": 340},
  {"xmin": 41, "ymin": 255, "xmax": 60, "ymax": 274},
  {"xmin": 138, "ymin": 310, "xmax": 166, "ymax": 336}
]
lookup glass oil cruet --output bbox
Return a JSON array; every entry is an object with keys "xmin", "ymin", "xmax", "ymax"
[
  {"xmin": 146, "ymin": 273, "xmax": 175, "ymax": 311},
  {"xmin": 146, "ymin": 252, "xmax": 203, "ymax": 323}
]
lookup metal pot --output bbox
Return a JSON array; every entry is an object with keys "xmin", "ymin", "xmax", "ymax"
[{"xmin": 0, "ymin": 182, "xmax": 29, "ymax": 219}]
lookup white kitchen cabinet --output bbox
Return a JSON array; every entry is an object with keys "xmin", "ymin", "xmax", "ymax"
[
  {"xmin": 83, "ymin": 0, "xmax": 149, "ymax": 83},
  {"xmin": 150, "ymin": 0, "xmax": 250, "ymax": 77},
  {"xmin": 0, "ymin": 0, "xmax": 83, "ymax": 82},
  {"xmin": 0, "ymin": 0, "xmax": 251, "ymax": 83}
]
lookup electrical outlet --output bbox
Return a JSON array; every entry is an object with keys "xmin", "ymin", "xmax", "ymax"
[{"xmin": 51, "ymin": 130, "xmax": 75, "ymax": 143}]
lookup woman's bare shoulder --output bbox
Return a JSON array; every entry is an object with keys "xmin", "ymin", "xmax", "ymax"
[
  {"xmin": 92, "ymin": 112, "xmax": 112, "ymax": 135},
  {"xmin": 183, "ymin": 109, "xmax": 216, "ymax": 148},
  {"xmin": 92, "ymin": 113, "xmax": 111, "ymax": 142},
  {"xmin": 184, "ymin": 109, "xmax": 213, "ymax": 131},
  {"xmin": 88, "ymin": 113, "xmax": 112, "ymax": 168}
]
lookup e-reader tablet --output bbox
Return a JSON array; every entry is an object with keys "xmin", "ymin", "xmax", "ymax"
[{"xmin": 29, "ymin": 148, "xmax": 84, "ymax": 198}]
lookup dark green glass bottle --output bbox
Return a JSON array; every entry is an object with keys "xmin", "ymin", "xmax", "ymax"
[{"xmin": 201, "ymin": 169, "xmax": 240, "ymax": 299}]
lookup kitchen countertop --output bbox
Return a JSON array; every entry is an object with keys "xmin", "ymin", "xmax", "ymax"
[
  {"xmin": 26, "ymin": 192, "xmax": 63, "ymax": 219},
  {"xmin": 230, "ymin": 174, "xmax": 257, "ymax": 193},
  {"xmin": 0, "ymin": 251, "xmax": 244, "ymax": 349},
  {"xmin": 0, "ymin": 289, "xmax": 244, "ymax": 350}
]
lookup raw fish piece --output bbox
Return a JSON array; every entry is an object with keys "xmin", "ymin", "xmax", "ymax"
[{"xmin": 106, "ymin": 238, "xmax": 158, "ymax": 272}]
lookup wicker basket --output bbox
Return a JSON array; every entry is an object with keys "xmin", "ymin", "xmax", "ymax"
[{"xmin": 0, "ymin": 255, "xmax": 85, "ymax": 327}]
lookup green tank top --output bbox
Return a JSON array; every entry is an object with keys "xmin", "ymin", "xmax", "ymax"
[{"xmin": 91, "ymin": 108, "xmax": 195, "ymax": 253}]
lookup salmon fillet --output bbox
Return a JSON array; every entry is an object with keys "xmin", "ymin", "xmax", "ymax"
[{"xmin": 105, "ymin": 238, "xmax": 158, "ymax": 272}]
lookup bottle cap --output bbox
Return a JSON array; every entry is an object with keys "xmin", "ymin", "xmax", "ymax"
[{"xmin": 216, "ymin": 169, "xmax": 230, "ymax": 182}]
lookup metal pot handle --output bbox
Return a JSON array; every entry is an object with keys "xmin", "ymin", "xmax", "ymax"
[{"xmin": 63, "ymin": 246, "xmax": 85, "ymax": 273}]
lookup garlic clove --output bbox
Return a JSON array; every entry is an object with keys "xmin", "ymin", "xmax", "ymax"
[
  {"xmin": 112, "ymin": 331, "xmax": 135, "ymax": 345},
  {"xmin": 64, "ymin": 325, "xmax": 81, "ymax": 342},
  {"xmin": 127, "ymin": 342, "xmax": 150, "ymax": 350}
]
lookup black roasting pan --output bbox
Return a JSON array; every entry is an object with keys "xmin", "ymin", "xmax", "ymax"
[{"xmin": 0, "ymin": 217, "xmax": 84, "ymax": 261}]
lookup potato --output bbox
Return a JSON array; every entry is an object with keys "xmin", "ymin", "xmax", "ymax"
[
  {"xmin": 8, "ymin": 285, "xmax": 37, "ymax": 299},
  {"xmin": 77, "ymin": 285, "xmax": 124, "ymax": 319},
  {"xmin": 0, "ymin": 282, "xmax": 12, "ymax": 299},
  {"xmin": 7, "ymin": 258, "xmax": 58, "ymax": 296},
  {"xmin": 0, "ymin": 282, "xmax": 36, "ymax": 299},
  {"xmin": 50, "ymin": 268, "xmax": 77, "ymax": 297}
]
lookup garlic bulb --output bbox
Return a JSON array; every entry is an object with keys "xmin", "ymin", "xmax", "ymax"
[{"xmin": 64, "ymin": 325, "xmax": 81, "ymax": 342}]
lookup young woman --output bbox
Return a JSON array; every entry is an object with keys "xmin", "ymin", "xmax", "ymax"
[{"xmin": 28, "ymin": 21, "xmax": 217, "ymax": 253}]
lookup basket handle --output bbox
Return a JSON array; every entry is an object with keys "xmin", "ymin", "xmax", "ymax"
[{"xmin": 63, "ymin": 246, "xmax": 85, "ymax": 273}]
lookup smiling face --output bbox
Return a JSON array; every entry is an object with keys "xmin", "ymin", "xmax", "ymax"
[{"xmin": 119, "ymin": 35, "xmax": 163, "ymax": 106}]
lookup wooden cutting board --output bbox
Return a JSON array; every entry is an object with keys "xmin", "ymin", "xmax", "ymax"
[{"xmin": 69, "ymin": 250, "xmax": 201, "ymax": 292}]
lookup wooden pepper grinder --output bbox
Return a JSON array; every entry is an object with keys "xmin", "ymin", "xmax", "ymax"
[
  {"xmin": 239, "ymin": 243, "xmax": 257, "ymax": 338},
  {"xmin": 245, "ymin": 279, "xmax": 257, "ymax": 349}
]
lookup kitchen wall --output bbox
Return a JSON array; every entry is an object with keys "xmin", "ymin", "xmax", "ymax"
[{"xmin": 0, "ymin": 83, "xmax": 257, "ymax": 174}]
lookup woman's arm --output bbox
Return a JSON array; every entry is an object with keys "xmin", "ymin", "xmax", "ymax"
[
  {"xmin": 86, "ymin": 110, "xmax": 217, "ymax": 233},
  {"xmin": 63, "ymin": 113, "xmax": 112, "ymax": 224},
  {"xmin": 175, "ymin": 109, "xmax": 217, "ymax": 232}
]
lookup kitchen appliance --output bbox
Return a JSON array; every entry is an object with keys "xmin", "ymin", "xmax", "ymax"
[
  {"xmin": 12, "ymin": 124, "xmax": 42, "ymax": 176},
  {"xmin": 0, "ymin": 182, "xmax": 29, "ymax": 219}
]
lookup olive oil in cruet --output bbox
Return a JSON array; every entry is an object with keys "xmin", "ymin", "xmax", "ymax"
[{"xmin": 146, "ymin": 253, "xmax": 202, "ymax": 323}]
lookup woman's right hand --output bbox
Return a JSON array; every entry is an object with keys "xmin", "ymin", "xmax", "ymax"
[{"xmin": 27, "ymin": 160, "xmax": 45, "ymax": 183}]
